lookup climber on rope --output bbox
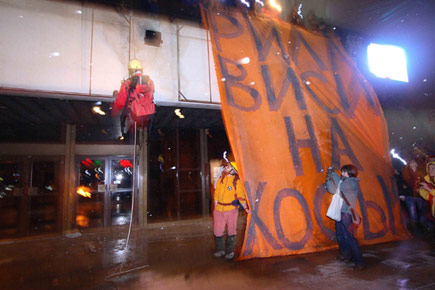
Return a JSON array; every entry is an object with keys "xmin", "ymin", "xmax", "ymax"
[{"xmin": 112, "ymin": 58, "xmax": 155, "ymax": 138}]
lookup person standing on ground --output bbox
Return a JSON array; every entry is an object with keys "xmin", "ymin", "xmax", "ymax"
[
  {"xmin": 419, "ymin": 160, "xmax": 435, "ymax": 239},
  {"xmin": 419, "ymin": 160, "xmax": 435, "ymax": 218},
  {"xmin": 401, "ymin": 158, "xmax": 427, "ymax": 233},
  {"xmin": 326, "ymin": 164, "xmax": 366, "ymax": 270},
  {"xmin": 213, "ymin": 161, "xmax": 249, "ymax": 259}
]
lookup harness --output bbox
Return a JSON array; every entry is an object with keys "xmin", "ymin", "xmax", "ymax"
[
  {"xmin": 217, "ymin": 175, "xmax": 244, "ymax": 208},
  {"xmin": 217, "ymin": 202, "xmax": 234, "ymax": 206},
  {"xmin": 119, "ymin": 75, "xmax": 153, "ymax": 135}
]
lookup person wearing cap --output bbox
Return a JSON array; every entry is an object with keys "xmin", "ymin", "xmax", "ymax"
[
  {"xmin": 112, "ymin": 58, "xmax": 155, "ymax": 136},
  {"xmin": 419, "ymin": 161, "xmax": 435, "ymax": 219},
  {"xmin": 213, "ymin": 161, "xmax": 249, "ymax": 259},
  {"xmin": 418, "ymin": 160, "xmax": 435, "ymax": 240}
]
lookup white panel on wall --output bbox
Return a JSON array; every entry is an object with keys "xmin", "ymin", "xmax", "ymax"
[
  {"xmin": 0, "ymin": 0, "xmax": 221, "ymax": 106},
  {"xmin": 0, "ymin": 0, "xmax": 91, "ymax": 93},
  {"xmin": 91, "ymin": 8, "xmax": 129, "ymax": 95},
  {"xmin": 208, "ymin": 31, "xmax": 221, "ymax": 103},
  {"xmin": 178, "ymin": 26, "xmax": 212, "ymax": 103},
  {"xmin": 131, "ymin": 17, "xmax": 178, "ymax": 103}
]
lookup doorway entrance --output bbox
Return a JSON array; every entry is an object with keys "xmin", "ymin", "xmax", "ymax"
[
  {"xmin": 75, "ymin": 156, "xmax": 134, "ymax": 229},
  {"xmin": 0, "ymin": 156, "xmax": 62, "ymax": 238}
]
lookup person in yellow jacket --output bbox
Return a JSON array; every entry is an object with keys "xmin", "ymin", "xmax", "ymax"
[
  {"xmin": 213, "ymin": 161, "xmax": 249, "ymax": 259},
  {"xmin": 419, "ymin": 160, "xmax": 435, "ymax": 218}
]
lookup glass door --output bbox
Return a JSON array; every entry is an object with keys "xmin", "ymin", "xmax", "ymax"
[
  {"xmin": 76, "ymin": 157, "xmax": 133, "ymax": 229},
  {"xmin": 0, "ymin": 157, "xmax": 62, "ymax": 238},
  {"xmin": 109, "ymin": 159, "xmax": 133, "ymax": 226},
  {"xmin": 76, "ymin": 158, "xmax": 105, "ymax": 228}
]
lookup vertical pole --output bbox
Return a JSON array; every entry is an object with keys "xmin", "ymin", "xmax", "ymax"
[
  {"xmin": 200, "ymin": 129, "xmax": 210, "ymax": 217},
  {"xmin": 206, "ymin": 30, "xmax": 213, "ymax": 103},
  {"xmin": 126, "ymin": 121, "xmax": 137, "ymax": 247},
  {"xmin": 89, "ymin": 9, "xmax": 94, "ymax": 96},
  {"xmin": 62, "ymin": 124, "xmax": 76, "ymax": 233},
  {"xmin": 138, "ymin": 128, "xmax": 148, "ymax": 227},
  {"xmin": 104, "ymin": 157, "xmax": 110, "ymax": 227},
  {"xmin": 176, "ymin": 128, "xmax": 181, "ymax": 220},
  {"xmin": 176, "ymin": 25, "xmax": 182, "ymax": 101},
  {"xmin": 18, "ymin": 158, "xmax": 30, "ymax": 235}
]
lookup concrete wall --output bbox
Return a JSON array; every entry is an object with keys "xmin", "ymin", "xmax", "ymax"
[{"xmin": 0, "ymin": 0, "xmax": 220, "ymax": 104}]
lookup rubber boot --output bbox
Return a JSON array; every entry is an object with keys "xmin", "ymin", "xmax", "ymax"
[
  {"xmin": 225, "ymin": 235, "xmax": 236, "ymax": 259},
  {"xmin": 214, "ymin": 236, "xmax": 225, "ymax": 257}
]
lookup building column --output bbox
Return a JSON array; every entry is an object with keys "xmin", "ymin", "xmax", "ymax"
[
  {"xmin": 62, "ymin": 124, "xmax": 76, "ymax": 233},
  {"xmin": 200, "ymin": 129, "xmax": 210, "ymax": 218},
  {"xmin": 137, "ymin": 128, "xmax": 148, "ymax": 227}
]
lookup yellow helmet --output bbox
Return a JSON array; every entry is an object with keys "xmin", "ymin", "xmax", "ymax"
[
  {"xmin": 128, "ymin": 58, "xmax": 142, "ymax": 73},
  {"xmin": 229, "ymin": 162, "xmax": 238, "ymax": 173},
  {"xmin": 426, "ymin": 160, "xmax": 435, "ymax": 174}
]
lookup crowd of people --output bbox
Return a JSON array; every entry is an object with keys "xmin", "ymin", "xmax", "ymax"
[{"xmin": 394, "ymin": 150, "xmax": 435, "ymax": 240}]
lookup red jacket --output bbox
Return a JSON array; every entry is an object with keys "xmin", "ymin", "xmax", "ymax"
[{"xmin": 112, "ymin": 76, "xmax": 155, "ymax": 120}]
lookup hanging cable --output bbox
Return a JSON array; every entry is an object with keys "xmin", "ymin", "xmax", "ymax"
[
  {"xmin": 131, "ymin": 11, "xmax": 136, "ymax": 59},
  {"xmin": 125, "ymin": 121, "xmax": 137, "ymax": 248}
]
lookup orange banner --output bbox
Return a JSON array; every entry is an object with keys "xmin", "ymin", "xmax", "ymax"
[{"xmin": 201, "ymin": 5, "xmax": 407, "ymax": 259}]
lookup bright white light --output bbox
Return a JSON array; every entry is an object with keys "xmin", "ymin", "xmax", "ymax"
[
  {"xmin": 297, "ymin": 3, "xmax": 303, "ymax": 19},
  {"xmin": 255, "ymin": 0, "xmax": 264, "ymax": 7},
  {"xmin": 76, "ymin": 10, "xmax": 82, "ymax": 14},
  {"xmin": 239, "ymin": 57, "xmax": 250, "ymax": 64},
  {"xmin": 268, "ymin": 0, "xmax": 282, "ymax": 12},
  {"xmin": 116, "ymin": 174, "xmax": 123, "ymax": 180},
  {"xmin": 174, "ymin": 108, "xmax": 185, "ymax": 119},
  {"xmin": 49, "ymin": 52, "xmax": 60, "ymax": 58},
  {"xmin": 391, "ymin": 149, "xmax": 407, "ymax": 165},
  {"xmin": 367, "ymin": 43, "xmax": 408, "ymax": 82},
  {"xmin": 240, "ymin": 0, "xmax": 250, "ymax": 7},
  {"xmin": 92, "ymin": 106, "xmax": 106, "ymax": 115}
]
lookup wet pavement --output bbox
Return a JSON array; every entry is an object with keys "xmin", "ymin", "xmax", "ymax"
[{"xmin": 0, "ymin": 220, "xmax": 434, "ymax": 290}]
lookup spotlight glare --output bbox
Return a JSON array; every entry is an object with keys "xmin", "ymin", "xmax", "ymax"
[
  {"xmin": 368, "ymin": 43, "xmax": 408, "ymax": 82},
  {"xmin": 239, "ymin": 57, "xmax": 250, "ymax": 64},
  {"xmin": 255, "ymin": 0, "xmax": 264, "ymax": 7},
  {"xmin": 240, "ymin": 0, "xmax": 250, "ymax": 7},
  {"xmin": 268, "ymin": 0, "xmax": 282, "ymax": 12},
  {"xmin": 391, "ymin": 149, "xmax": 407, "ymax": 165},
  {"xmin": 92, "ymin": 106, "xmax": 106, "ymax": 115}
]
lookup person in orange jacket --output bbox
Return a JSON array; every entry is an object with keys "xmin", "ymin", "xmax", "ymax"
[{"xmin": 213, "ymin": 161, "xmax": 249, "ymax": 259}]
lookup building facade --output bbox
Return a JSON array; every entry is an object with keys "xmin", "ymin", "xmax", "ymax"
[{"xmin": 0, "ymin": 0, "xmax": 228, "ymax": 238}]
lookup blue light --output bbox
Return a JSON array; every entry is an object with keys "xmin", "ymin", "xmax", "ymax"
[{"xmin": 391, "ymin": 149, "xmax": 407, "ymax": 165}]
